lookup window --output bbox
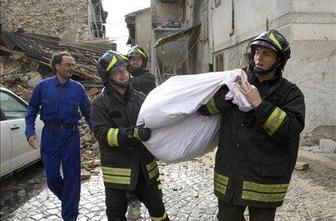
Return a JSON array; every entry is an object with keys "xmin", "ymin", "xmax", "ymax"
[{"xmin": 0, "ymin": 91, "xmax": 27, "ymax": 119}]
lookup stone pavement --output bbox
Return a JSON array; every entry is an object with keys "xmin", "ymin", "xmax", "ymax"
[{"xmin": 3, "ymin": 150, "xmax": 336, "ymax": 221}]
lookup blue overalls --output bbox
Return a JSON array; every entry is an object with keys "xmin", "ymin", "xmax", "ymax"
[{"xmin": 25, "ymin": 76, "xmax": 91, "ymax": 221}]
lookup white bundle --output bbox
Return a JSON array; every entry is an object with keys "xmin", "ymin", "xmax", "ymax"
[{"xmin": 137, "ymin": 69, "xmax": 252, "ymax": 163}]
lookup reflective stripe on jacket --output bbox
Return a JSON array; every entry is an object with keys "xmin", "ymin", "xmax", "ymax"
[
  {"xmin": 101, "ymin": 159, "xmax": 159, "ymax": 188},
  {"xmin": 91, "ymin": 85, "xmax": 159, "ymax": 190},
  {"xmin": 201, "ymin": 69, "xmax": 305, "ymax": 207}
]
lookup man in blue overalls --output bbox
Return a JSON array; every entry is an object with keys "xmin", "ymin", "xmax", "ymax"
[{"xmin": 25, "ymin": 51, "xmax": 92, "ymax": 221}]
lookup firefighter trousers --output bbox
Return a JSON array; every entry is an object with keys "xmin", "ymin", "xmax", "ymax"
[
  {"xmin": 105, "ymin": 169, "xmax": 169, "ymax": 221},
  {"xmin": 41, "ymin": 127, "xmax": 81, "ymax": 221},
  {"xmin": 217, "ymin": 199, "xmax": 276, "ymax": 221}
]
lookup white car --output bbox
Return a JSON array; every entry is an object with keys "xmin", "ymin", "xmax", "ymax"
[{"xmin": 0, "ymin": 87, "xmax": 43, "ymax": 177}]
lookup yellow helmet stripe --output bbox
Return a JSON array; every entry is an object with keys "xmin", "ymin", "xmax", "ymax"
[
  {"xmin": 106, "ymin": 56, "xmax": 117, "ymax": 71},
  {"xmin": 138, "ymin": 49, "xmax": 147, "ymax": 58},
  {"xmin": 269, "ymin": 33, "xmax": 282, "ymax": 50},
  {"xmin": 121, "ymin": 54, "xmax": 129, "ymax": 60}
]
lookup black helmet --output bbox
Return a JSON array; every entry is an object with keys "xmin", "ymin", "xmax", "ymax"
[
  {"xmin": 250, "ymin": 29, "xmax": 291, "ymax": 74},
  {"xmin": 127, "ymin": 45, "xmax": 148, "ymax": 68},
  {"xmin": 97, "ymin": 50, "xmax": 129, "ymax": 84}
]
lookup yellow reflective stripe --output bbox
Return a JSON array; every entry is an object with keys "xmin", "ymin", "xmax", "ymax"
[
  {"xmin": 107, "ymin": 128, "xmax": 119, "ymax": 147},
  {"xmin": 146, "ymin": 160, "xmax": 159, "ymax": 179},
  {"xmin": 269, "ymin": 33, "xmax": 282, "ymax": 50},
  {"xmin": 138, "ymin": 49, "xmax": 147, "ymax": 58},
  {"xmin": 242, "ymin": 180, "xmax": 289, "ymax": 202},
  {"xmin": 148, "ymin": 165, "xmax": 159, "ymax": 179},
  {"xmin": 103, "ymin": 175, "xmax": 131, "ymax": 185},
  {"xmin": 146, "ymin": 160, "xmax": 157, "ymax": 172},
  {"xmin": 263, "ymin": 107, "xmax": 287, "ymax": 136},
  {"xmin": 101, "ymin": 167, "xmax": 131, "ymax": 185},
  {"xmin": 214, "ymin": 172, "xmax": 229, "ymax": 185},
  {"xmin": 121, "ymin": 54, "xmax": 129, "ymax": 60},
  {"xmin": 151, "ymin": 210, "xmax": 167, "ymax": 221},
  {"xmin": 106, "ymin": 55, "xmax": 117, "ymax": 71},
  {"xmin": 133, "ymin": 128, "xmax": 140, "ymax": 140},
  {"xmin": 158, "ymin": 183, "xmax": 162, "ymax": 190},
  {"xmin": 214, "ymin": 181, "xmax": 227, "ymax": 194},
  {"xmin": 207, "ymin": 97, "xmax": 220, "ymax": 114},
  {"xmin": 243, "ymin": 181, "xmax": 289, "ymax": 193},
  {"xmin": 101, "ymin": 166, "xmax": 131, "ymax": 176},
  {"xmin": 242, "ymin": 191, "xmax": 287, "ymax": 202},
  {"xmin": 214, "ymin": 172, "xmax": 229, "ymax": 194}
]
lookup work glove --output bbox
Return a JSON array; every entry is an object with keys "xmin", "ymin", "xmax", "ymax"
[
  {"xmin": 117, "ymin": 126, "xmax": 151, "ymax": 147},
  {"xmin": 132, "ymin": 126, "xmax": 151, "ymax": 142}
]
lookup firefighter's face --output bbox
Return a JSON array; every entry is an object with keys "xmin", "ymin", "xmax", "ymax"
[
  {"xmin": 129, "ymin": 55, "xmax": 143, "ymax": 69},
  {"xmin": 109, "ymin": 66, "xmax": 130, "ymax": 83},
  {"xmin": 55, "ymin": 56, "xmax": 75, "ymax": 79},
  {"xmin": 254, "ymin": 46, "xmax": 278, "ymax": 71}
]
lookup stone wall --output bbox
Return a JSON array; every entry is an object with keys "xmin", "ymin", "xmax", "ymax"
[{"xmin": 0, "ymin": 0, "xmax": 90, "ymax": 41}]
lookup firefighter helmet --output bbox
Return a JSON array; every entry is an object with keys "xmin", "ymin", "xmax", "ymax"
[
  {"xmin": 127, "ymin": 45, "xmax": 148, "ymax": 68},
  {"xmin": 250, "ymin": 29, "xmax": 291, "ymax": 73},
  {"xmin": 97, "ymin": 50, "xmax": 129, "ymax": 84}
]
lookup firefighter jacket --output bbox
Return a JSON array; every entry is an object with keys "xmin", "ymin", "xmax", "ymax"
[
  {"xmin": 91, "ymin": 85, "xmax": 159, "ymax": 190},
  {"xmin": 199, "ymin": 69, "xmax": 305, "ymax": 208},
  {"xmin": 130, "ymin": 68, "xmax": 156, "ymax": 95}
]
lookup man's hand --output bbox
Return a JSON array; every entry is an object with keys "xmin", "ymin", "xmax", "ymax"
[
  {"xmin": 235, "ymin": 75, "xmax": 262, "ymax": 108},
  {"xmin": 28, "ymin": 135, "xmax": 39, "ymax": 149}
]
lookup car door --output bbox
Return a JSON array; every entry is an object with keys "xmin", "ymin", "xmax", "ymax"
[
  {"xmin": 0, "ymin": 112, "xmax": 11, "ymax": 176},
  {"xmin": 0, "ymin": 89, "xmax": 42, "ymax": 176}
]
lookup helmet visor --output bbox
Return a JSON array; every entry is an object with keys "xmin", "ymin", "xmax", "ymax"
[
  {"xmin": 251, "ymin": 40, "xmax": 278, "ymax": 53},
  {"xmin": 109, "ymin": 61, "xmax": 129, "ymax": 75}
]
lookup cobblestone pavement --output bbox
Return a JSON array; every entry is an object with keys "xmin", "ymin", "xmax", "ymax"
[{"xmin": 1, "ymin": 149, "xmax": 336, "ymax": 221}]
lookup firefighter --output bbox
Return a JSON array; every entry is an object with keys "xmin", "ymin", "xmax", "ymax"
[
  {"xmin": 127, "ymin": 45, "xmax": 156, "ymax": 95},
  {"xmin": 25, "ymin": 51, "xmax": 92, "ymax": 221},
  {"xmin": 199, "ymin": 30, "xmax": 305, "ymax": 220},
  {"xmin": 91, "ymin": 50, "xmax": 169, "ymax": 221}
]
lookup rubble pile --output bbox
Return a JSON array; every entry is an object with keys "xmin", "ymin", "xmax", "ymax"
[
  {"xmin": 78, "ymin": 119, "xmax": 100, "ymax": 178},
  {"xmin": 0, "ymin": 28, "xmax": 116, "ymax": 87}
]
